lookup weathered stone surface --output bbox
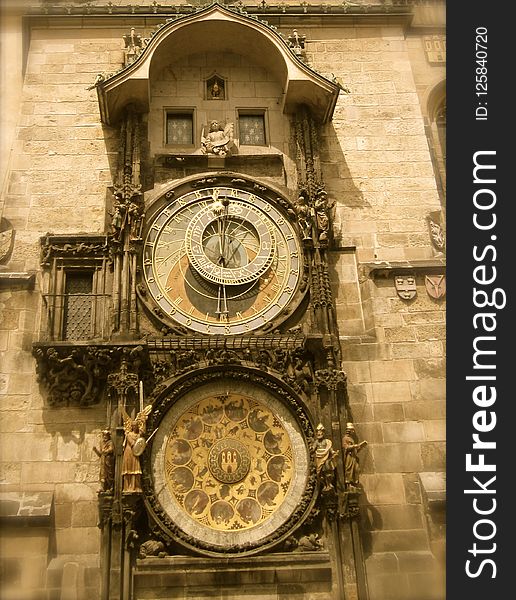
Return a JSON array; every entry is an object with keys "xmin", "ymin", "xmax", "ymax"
[
  {"xmin": 360, "ymin": 474, "xmax": 406, "ymax": 505},
  {"xmin": 421, "ymin": 442, "xmax": 446, "ymax": 472},
  {"xmin": 372, "ymin": 403, "xmax": 404, "ymax": 422},
  {"xmin": 382, "ymin": 421, "xmax": 425, "ymax": 443},
  {"xmin": 372, "ymin": 443, "xmax": 423, "ymax": 473},
  {"xmin": 369, "ymin": 530, "xmax": 429, "ymax": 553},
  {"xmin": 372, "ymin": 381, "xmax": 412, "ymax": 403}
]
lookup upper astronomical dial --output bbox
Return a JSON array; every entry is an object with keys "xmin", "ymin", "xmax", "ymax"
[
  {"xmin": 185, "ymin": 193, "xmax": 276, "ymax": 286},
  {"xmin": 142, "ymin": 185, "xmax": 303, "ymax": 335}
]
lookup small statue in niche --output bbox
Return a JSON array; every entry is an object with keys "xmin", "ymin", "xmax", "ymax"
[
  {"xmin": 120, "ymin": 404, "xmax": 152, "ymax": 493},
  {"xmin": 201, "ymin": 120, "xmax": 234, "ymax": 157},
  {"xmin": 291, "ymin": 354, "xmax": 312, "ymax": 393},
  {"xmin": 127, "ymin": 197, "xmax": 144, "ymax": 239},
  {"xmin": 208, "ymin": 78, "xmax": 225, "ymax": 100},
  {"xmin": 297, "ymin": 533, "xmax": 323, "ymax": 552},
  {"xmin": 312, "ymin": 423, "xmax": 339, "ymax": 493},
  {"xmin": 93, "ymin": 429, "xmax": 115, "ymax": 493},
  {"xmin": 342, "ymin": 422, "xmax": 368, "ymax": 488}
]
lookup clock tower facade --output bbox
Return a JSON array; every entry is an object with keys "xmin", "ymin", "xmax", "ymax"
[{"xmin": 0, "ymin": 3, "xmax": 446, "ymax": 600}]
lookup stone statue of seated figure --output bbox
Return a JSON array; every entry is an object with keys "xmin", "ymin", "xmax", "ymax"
[{"xmin": 201, "ymin": 120, "xmax": 234, "ymax": 157}]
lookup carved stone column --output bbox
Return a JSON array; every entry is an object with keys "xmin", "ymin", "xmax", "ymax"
[{"xmin": 109, "ymin": 106, "xmax": 145, "ymax": 340}]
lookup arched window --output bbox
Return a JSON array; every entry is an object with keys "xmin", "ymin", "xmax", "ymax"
[
  {"xmin": 425, "ymin": 81, "xmax": 446, "ymax": 202},
  {"xmin": 434, "ymin": 100, "xmax": 446, "ymax": 163}
]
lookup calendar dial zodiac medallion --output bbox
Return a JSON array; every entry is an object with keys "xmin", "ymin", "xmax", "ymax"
[{"xmin": 149, "ymin": 378, "xmax": 311, "ymax": 552}]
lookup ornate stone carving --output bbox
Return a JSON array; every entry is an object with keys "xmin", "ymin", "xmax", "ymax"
[
  {"xmin": 294, "ymin": 191, "xmax": 313, "ymax": 241},
  {"xmin": 314, "ymin": 368, "xmax": 347, "ymax": 391},
  {"xmin": 313, "ymin": 186, "xmax": 335, "ymax": 244},
  {"xmin": 138, "ymin": 539, "xmax": 167, "ymax": 559},
  {"xmin": 123, "ymin": 28, "xmax": 143, "ymax": 65},
  {"xmin": 0, "ymin": 218, "xmax": 14, "ymax": 263},
  {"xmin": 33, "ymin": 346, "xmax": 112, "ymax": 407},
  {"xmin": 40, "ymin": 235, "xmax": 108, "ymax": 268},
  {"xmin": 427, "ymin": 215, "xmax": 446, "ymax": 254},
  {"xmin": 33, "ymin": 344, "xmax": 153, "ymax": 407},
  {"xmin": 288, "ymin": 29, "xmax": 306, "ymax": 60},
  {"xmin": 206, "ymin": 74, "xmax": 226, "ymax": 100},
  {"xmin": 425, "ymin": 274, "xmax": 446, "ymax": 299},
  {"xmin": 201, "ymin": 120, "xmax": 234, "ymax": 156},
  {"xmin": 149, "ymin": 342, "xmax": 313, "ymax": 397}
]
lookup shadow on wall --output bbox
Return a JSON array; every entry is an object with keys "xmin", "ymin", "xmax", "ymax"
[{"xmin": 358, "ymin": 486, "xmax": 384, "ymax": 559}]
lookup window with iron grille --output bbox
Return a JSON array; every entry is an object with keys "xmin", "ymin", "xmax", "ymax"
[
  {"xmin": 62, "ymin": 271, "xmax": 94, "ymax": 340},
  {"xmin": 166, "ymin": 112, "xmax": 194, "ymax": 145},
  {"xmin": 238, "ymin": 113, "xmax": 266, "ymax": 146}
]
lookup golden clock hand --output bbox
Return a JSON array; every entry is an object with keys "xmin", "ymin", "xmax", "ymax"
[
  {"xmin": 218, "ymin": 201, "xmax": 232, "ymax": 266},
  {"xmin": 216, "ymin": 283, "xmax": 229, "ymax": 318}
]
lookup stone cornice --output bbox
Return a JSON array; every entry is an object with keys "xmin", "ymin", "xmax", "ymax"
[
  {"xmin": 23, "ymin": 2, "xmax": 415, "ymax": 19},
  {"xmin": 361, "ymin": 258, "xmax": 446, "ymax": 279}
]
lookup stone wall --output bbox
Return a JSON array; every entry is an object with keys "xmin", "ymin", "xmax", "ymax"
[{"xmin": 304, "ymin": 21, "xmax": 445, "ymax": 600}]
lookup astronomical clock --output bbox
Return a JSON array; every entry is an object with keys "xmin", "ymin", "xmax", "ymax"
[{"xmin": 137, "ymin": 175, "xmax": 317, "ymax": 556}]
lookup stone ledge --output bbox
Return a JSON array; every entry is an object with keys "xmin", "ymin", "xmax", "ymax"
[
  {"xmin": 0, "ymin": 271, "xmax": 36, "ymax": 289},
  {"xmin": 135, "ymin": 552, "xmax": 332, "ymax": 588},
  {"xmin": 0, "ymin": 491, "xmax": 53, "ymax": 524},
  {"xmin": 418, "ymin": 471, "xmax": 446, "ymax": 507},
  {"xmin": 360, "ymin": 259, "xmax": 446, "ymax": 279}
]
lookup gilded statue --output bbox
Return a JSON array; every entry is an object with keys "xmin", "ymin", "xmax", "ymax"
[
  {"xmin": 120, "ymin": 404, "xmax": 152, "ymax": 493},
  {"xmin": 312, "ymin": 423, "xmax": 339, "ymax": 492}
]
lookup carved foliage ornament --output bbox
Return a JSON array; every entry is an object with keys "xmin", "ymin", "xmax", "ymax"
[{"xmin": 150, "ymin": 346, "xmax": 313, "ymax": 397}]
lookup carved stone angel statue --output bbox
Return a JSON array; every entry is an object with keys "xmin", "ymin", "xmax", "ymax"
[
  {"xmin": 201, "ymin": 120, "xmax": 234, "ymax": 157},
  {"xmin": 120, "ymin": 403, "xmax": 152, "ymax": 493}
]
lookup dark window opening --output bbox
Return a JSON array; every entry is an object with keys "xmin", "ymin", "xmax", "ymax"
[
  {"xmin": 166, "ymin": 113, "xmax": 194, "ymax": 145},
  {"xmin": 63, "ymin": 271, "xmax": 93, "ymax": 340},
  {"xmin": 238, "ymin": 114, "xmax": 266, "ymax": 146}
]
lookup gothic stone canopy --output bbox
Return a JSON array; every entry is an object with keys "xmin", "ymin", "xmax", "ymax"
[{"xmin": 96, "ymin": 3, "xmax": 340, "ymax": 124}]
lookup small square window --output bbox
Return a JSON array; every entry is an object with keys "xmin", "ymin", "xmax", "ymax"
[
  {"xmin": 238, "ymin": 113, "xmax": 266, "ymax": 146},
  {"xmin": 166, "ymin": 113, "xmax": 193, "ymax": 145}
]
